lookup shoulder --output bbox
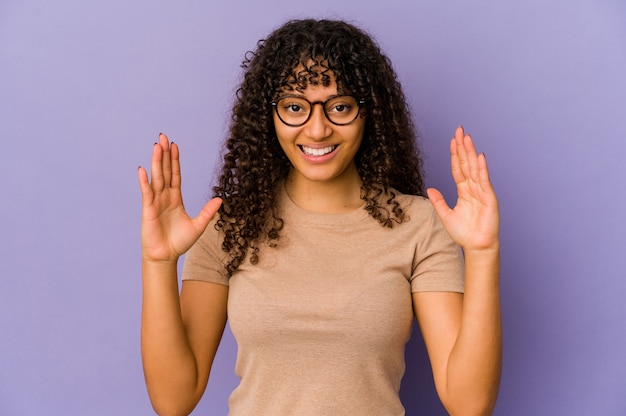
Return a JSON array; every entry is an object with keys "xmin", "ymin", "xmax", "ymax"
[
  {"xmin": 382, "ymin": 188, "xmax": 435, "ymax": 222},
  {"xmin": 182, "ymin": 216, "xmax": 230, "ymax": 284}
]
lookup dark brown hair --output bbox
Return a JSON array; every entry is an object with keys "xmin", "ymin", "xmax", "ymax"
[{"xmin": 214, "ymin": 19, "xmax": 425, "ymax": 275}]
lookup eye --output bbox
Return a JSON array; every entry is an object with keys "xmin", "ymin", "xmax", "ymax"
[
  {"xmin": 326, "ymin": 97, "xmax": 356, "ymax": 114},
  {"xmin": 285, "ymin": 103, "xmax": 304, "ymax": 113},
  {"xmin": 277, "ymin": 97, "xmax": 310, "ymax": 114},
  {"xmin": 330, "ymin": 103, "xmax": 351, "ymax": 113}
]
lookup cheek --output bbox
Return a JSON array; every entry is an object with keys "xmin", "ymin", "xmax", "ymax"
[
  {"xmin": 352, "ymin": 124, "xmax": 366, "ymax": 149},
  {"xmin": 273, "ymin": 114, "xmax": 292, "ymax": 143},
  {"xmin": 274, "ymin": 128, "xmax": 300, "ymax": 161},
  {"xmin": 274, "ymin": 129, "xmax": 292, "ymax": 150}
]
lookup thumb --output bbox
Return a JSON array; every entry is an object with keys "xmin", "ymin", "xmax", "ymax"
[
  {"xmin": 192, "ymin": 197, "xmax": 223, "ymax": 232},
  {"xmin": 427, "ymin": 188, "xmax": 452, "ymax": 220}
]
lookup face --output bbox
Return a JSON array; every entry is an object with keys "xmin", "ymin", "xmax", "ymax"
[{"xmin": 273, "ymin": 80, "xmax": 366, "ymax": 189}]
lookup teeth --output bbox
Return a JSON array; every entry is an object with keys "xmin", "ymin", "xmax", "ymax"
[{"xmin": 301, "ymin": 145, "xmax": 336, "ymax": 156}]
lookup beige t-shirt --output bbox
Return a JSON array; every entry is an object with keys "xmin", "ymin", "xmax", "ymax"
[{"xmin": 183, "ymin": 187, "xmax": 464, "ymax": 415}]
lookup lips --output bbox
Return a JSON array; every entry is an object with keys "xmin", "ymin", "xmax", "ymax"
[{"xmin": 299, "ymin": 145, "xmax": 338, "ymax": 156}]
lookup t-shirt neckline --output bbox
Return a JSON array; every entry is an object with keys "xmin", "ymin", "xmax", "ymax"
[{"xmin": 278, "ymin": 182, "xmax": 370, "ymax": 226}]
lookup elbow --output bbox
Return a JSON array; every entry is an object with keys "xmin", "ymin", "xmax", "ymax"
[
  {"xmin": 446, "ymin": 404, "xmax": 496, "ymax": 416},
  {"xmin": 443, "ymin": 392, "xmax": 499, "ymax": 416},
  {"xmin": 150, "ymin": 400, "xmax": 196, "ymax": 416},
  {"xmin": 146, "ymin": 386, "xmax": 200, "ymax": 416},
  {"xmin": 143, "ymin": 371, "xmax": 204, "ymax": 416}
]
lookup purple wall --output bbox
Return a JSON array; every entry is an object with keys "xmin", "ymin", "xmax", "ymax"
[{"xmin": 1, "ymin": 0, "xmax": 625, "ymax": 414}]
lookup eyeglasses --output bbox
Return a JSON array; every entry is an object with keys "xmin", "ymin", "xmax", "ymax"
[{"xmin": 271, "ymin": 95, "xmax": 365, "ymax": 127}]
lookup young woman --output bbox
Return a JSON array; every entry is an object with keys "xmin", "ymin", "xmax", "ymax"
[{"xmin": 138, "ymin": 19, "xmax": 501, "ymax": 416}]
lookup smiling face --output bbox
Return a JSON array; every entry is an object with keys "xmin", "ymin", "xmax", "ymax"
[{"xmin": 273, "ymin": 80, "xmax": 366, "ymax": 191}]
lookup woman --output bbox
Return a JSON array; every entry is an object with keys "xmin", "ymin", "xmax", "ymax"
[{"xmin": 138, "ymin": 19, "xmax": 501, "ymax": 415}]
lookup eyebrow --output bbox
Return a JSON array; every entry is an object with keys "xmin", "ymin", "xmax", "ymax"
[{"xmin": 276, "ymin": 93, "xmax": 343, "ymax": 101}]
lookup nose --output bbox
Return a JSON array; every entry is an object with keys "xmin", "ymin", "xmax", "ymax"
[{"xmin": 304, "ymin": 103, "xmax": 332, "ymax": 141}]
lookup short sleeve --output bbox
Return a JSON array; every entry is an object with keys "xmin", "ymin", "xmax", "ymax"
[
  {"xmin": 410, "ymin": 208, "xmax": 464, "ymax": 293},
  {"xmin": 182, "ymin": 218, "xmax": 230, "ymax": 286}
]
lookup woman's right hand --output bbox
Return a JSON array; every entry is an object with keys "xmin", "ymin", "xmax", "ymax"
[{"xmin": 138, "ymin": 133, "xmax": 222, "ymax": 263}]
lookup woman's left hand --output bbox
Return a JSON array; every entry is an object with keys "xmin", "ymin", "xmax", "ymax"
[{"xmin": 427, "ymin": 125, "xmax": 499, "ymax": 252}]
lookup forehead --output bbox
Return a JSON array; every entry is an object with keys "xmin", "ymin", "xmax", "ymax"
[
  {"xmin": 276, "ymin": 60, "xmax": 345, "ymax": 95},
  {"xmin": 277, "ymin": 84, "xmax": 340, "ymax": 102}
]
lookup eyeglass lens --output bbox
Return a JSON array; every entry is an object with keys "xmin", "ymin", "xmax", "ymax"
[{"xmin": 275, "ymin": 96, "xmax": 360, "ymax": 126}]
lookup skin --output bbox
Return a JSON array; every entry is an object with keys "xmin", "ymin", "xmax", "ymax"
[
  {"xmin": 274, "ymin": 82, "xmax": 366, "ymax": 213},
  {"xmin": 138, "ymin": 85, "xmax": 501, "ymax": 415},
  {"xmin": 418, "ymin": 128, "xmax": 501, "ymax": 415},
  {"xmin": 138, "ymin": 136, "xmax": 226, "ymax": 415}
]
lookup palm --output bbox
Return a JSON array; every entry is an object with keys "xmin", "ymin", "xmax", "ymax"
[
  {"xmin": 138, "ymin": 134, "xmax": 222, "ymax": 262},
  {"xmin": 428, "ymin": 126, "xmax": 499, "ymax": 251}
]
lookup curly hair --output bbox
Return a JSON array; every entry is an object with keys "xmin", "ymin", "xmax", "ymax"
[{"xmin": 213, "ymin": 19, "xmax": 425, "ymax": 276}]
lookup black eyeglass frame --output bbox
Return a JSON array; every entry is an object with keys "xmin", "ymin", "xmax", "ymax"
[{"xmin": 271, "ymin": 95, "xmax": 366, "ymax": 127}]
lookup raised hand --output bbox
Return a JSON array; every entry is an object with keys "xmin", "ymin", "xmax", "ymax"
[
  {"xmin": 138, "ymin": 133, "xmax": 222, "ymax": 262},
  {"xmin": 427, "ymin": 126, "xmax": 499, "ymax": 252}
]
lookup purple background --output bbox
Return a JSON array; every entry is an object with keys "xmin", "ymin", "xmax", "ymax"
[{"xmin": 1, "ymin": 0, "xmax": 625, "ymax": 414}]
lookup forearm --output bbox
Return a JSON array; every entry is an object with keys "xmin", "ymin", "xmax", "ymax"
[
  {"xmin": 141, "ymin": 259, "xmax": 201, "ymax": 415},
  {"xmin": 444, "ymin": 246, "xmax": 502, "ymax": 415}
]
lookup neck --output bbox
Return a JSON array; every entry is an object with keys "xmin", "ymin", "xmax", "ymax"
[{"xmin": 284, "ymin": 168, "xmax": 363, "ymax": 214}]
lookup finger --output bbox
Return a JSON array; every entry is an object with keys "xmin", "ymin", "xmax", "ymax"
[
  {"xmin": 137, "ymin": 166, "xmax": 154, "ymax": 207},
  {"xmin": 192, "ymin": 198, "xmax": 223, "ymax": 233},
  {"xmin": 159, "ymin": 133, "xmax": 172, "ymax": 188},
  {"xmin": 454, "ymin": 126, "xmax": 471, "ymax": 180},
  {"xmin": 477, "ymin": 153, "xmax": 497, "ymax": 198},
  {"xmin": 170, "ymin": 142, "xmax": 181, "ymax": 189},
  {"xmin": 463, "ymin": 133, "xmax": 480, "ymax": 184},
  {"xmin": 150, "ymin": 141, "xmax": 164, "ymax": 193},
  {"xmin": 449, "ymin": 137, "xmax": 465, "ymax": 185}
]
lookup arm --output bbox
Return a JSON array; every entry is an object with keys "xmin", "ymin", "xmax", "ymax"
[
  {"xmin": 138, "ymin": 133, "xmax": 227, "ymax": 415},
  {"xmin": 414, "ymin": 126, "xmax": 502, "ymax": 415}
]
